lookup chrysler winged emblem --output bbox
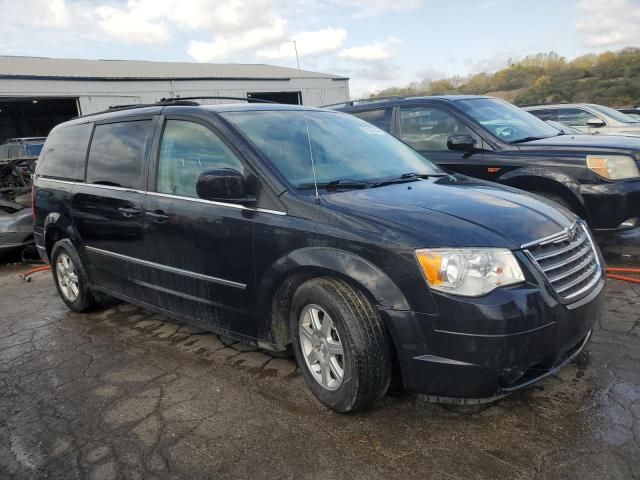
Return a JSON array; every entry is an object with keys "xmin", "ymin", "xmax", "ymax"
[{"xmin": 565, "ymin": 224, "xmax": 577, "ymax": 242}]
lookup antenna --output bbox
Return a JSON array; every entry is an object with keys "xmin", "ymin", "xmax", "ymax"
[
  {"xmin": 293, "ymin": 40, "xmax": 301, "ymax": 70},
  {"xmin": 292, "ymin": 39, "xmax": 319, "ymax": 199}
]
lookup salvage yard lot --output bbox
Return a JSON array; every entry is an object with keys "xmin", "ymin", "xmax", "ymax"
[{"xmin": 1, "ymin": 231, "xmax": 639, "ymax": 480}]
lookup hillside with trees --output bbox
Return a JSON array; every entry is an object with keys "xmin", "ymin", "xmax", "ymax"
[{"xmin": 371, "ymin": 48, "xmax": 640, "ymax": 107}]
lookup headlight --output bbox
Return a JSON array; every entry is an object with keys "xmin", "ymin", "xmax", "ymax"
[
  {"xmin": 586, "ymin": 155, "xmax": 640, "ymax": 180},
  {"xmin": 415, "ymin": 248, "xmax": 525, "ymax": 296}
]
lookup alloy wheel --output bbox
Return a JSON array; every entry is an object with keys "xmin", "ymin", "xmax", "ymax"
[
  {"xmin": 299, "ymin": 304, "xmax": 345, "ymax": 391},
  {"xmin": 56, "ymin": 253, "xmax": 79, "ymax": 302}
]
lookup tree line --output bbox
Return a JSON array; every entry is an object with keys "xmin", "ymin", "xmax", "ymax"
[{"xmin": 371, "ymin": 48, "xmax": 640, "ymax": 107}]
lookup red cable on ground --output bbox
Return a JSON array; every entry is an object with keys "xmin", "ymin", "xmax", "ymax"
[
  {"xmin": 606, "ymin": 267, "xmax": 640, "ymax": 284},
  {"xmin": 18, "ymin": 265, "xmax": 51, "ymax": 282}
]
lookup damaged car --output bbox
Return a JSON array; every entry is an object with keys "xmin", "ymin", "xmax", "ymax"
[
  {"xmin": 0, "ymin": 137, "xmax": 44, "ymax": 254},
  {"xmin": 34, "ymin": 101, "xmax": 603, "ymax": 412}
]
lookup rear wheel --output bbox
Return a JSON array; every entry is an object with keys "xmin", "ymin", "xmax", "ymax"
[
  {"xmin": 290, "ymin": 277, "xmax": 392, "ymax": 413},
  {"xmin": 51, "ymin": 239, "xmax": 101, "ymax": 312}
]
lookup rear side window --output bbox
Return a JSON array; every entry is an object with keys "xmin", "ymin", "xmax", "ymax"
[
  {"xmin": 86, "ymin": 120, "xmax": 154, "ymax": 190},
  {"xmin": 156, "ymin": 120, "xmax": 244, "ymax": 198},
  {"xmin": 351, "ymin": 109, "xmax": 393, "ymax": 132},
  {"xmin": 37, "ymin": 123, "xmax": 93, "ymax": 181}
]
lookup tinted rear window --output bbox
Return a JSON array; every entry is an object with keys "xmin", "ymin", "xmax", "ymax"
[
  {"xmin": 86, "ymin": 120, "xmax": 154, "ymax": 190},
  {"xmin": 37, "ymin": 124, "xmax": 93, "ymax": 181}
]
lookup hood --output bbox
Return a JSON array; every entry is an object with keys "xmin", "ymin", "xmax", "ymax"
[
  {"xmin": 519, "ymin": 133, "xmax": 640, "ymax": 150},
  {"xmin": 322, "ymin": 175, "xmax": 576, "ymax": 248}
]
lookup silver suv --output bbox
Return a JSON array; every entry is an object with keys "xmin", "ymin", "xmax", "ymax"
[{"xmin": 524, "ymin": 103, "xmax": 640, "ymax": 137}]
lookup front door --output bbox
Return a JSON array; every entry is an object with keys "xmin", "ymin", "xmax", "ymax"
[
  {"xmin": 71, "ymin": 118, "xmax": 156, "ymax": 296},
  {"xmin": 396, "ymin": 106, "xmax": 490, "ymax": 179},
  {"xmin": 140, "ymin": 118, "xmax": 256, "ymax": 338}
]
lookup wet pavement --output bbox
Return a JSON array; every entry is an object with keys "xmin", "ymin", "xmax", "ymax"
[{"xmin": 0, "ymin": 232, "xmax": 639, "ymax": 480}]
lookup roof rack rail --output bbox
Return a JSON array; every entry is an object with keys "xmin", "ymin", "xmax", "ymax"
[
  {"xmin": 518, "ymin": 101, "xmax": 569, "ymax": 107},
  {"xmin": 75, "ymin": 95, "xmax": 278, "ymax": 119},
  {"xmin": 158, "ymin": 96, "xmax": 276, "ymax": 104},
  {"xmin": 322, "ymin": 95, "xmax": 406, "ymax": 109}
]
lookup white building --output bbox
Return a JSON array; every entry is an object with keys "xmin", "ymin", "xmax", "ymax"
[{"xmin": 0, "ymin": 55, "xmax": 349, "ymax": 141}]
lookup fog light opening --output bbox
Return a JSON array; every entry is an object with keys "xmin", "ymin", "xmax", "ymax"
[{"xmin": 619, "ymin": 217, "xmax": 638, "ymax": 229}]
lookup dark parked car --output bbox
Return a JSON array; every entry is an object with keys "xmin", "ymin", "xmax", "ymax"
[
  {"xmin": 334, "ymin": 96, "xmax": 640, "ymax": 231},
  {"xmin": 34, "ymin": 101, "xmax": 604, "ymax": 412},
  {"xmin": 0, "ymin": 137, "xmax": 45, "ymax": 253}
]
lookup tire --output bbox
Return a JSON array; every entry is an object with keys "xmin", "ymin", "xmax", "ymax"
[
  {"xmin": 51, "ymin": 239, "xmax": 101, "ymax": 312},
  {"xmin": 531, "ymin": 191, "xmax": 574, "ymax": 212},
  {"xmin": 290, "ymin": 277, "xmax": 392, "ymax": 413}
]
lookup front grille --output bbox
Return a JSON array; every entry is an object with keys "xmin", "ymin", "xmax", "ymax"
[{"xmin": 523, "ymin": 222, "xmax": 601, "ymax": 301}]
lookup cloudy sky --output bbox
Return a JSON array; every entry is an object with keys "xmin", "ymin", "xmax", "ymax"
[{"xmin": 2, "ymin": 0, "xmax": 640, "ymax": 97}]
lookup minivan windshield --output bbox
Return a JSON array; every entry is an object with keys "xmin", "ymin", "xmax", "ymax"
[
  {"xmin": 221, "ymin": 110, "xmax": 444, "ymax": 190},
  {"xmin": 589, "ymin": 104, "xmax": 640, "ymax": 124},
  {"xmin": 456, "ymin": 98, "xmax": 559, "ymax": 144}
]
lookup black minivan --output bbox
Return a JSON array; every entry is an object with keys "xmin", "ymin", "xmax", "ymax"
[{"xmin": 33, "ymin": 101, "xmax": 604, "ymax": 412}]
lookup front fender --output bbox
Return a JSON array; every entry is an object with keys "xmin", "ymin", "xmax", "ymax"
[
  {"xmin": 258, "ymin": 247, "xmax": 411, "ymax": 313},
  {"xmin": 498, "ymin": 167, "xmax": 588, "ymax": 215},
  {"xmin": 255, "ymin": 246, "xmax": 417, "ymax": 350}
]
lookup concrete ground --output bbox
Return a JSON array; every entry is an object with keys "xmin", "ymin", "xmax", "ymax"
[{"xmin": 1, "ymin": 231, "xmax": 639, "ymax": 480}]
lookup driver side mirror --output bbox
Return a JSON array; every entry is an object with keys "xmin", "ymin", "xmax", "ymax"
[
  {"xmin": 196, "ymin": 168, "xmax": 254, "ymax": 203},
  {"xmin": 587, "ymin": 117, "xmax": 606, "ymax": 128},
  {"xmin": 447, "ymin": 134, "xmax": 476, "ymax": 152}
]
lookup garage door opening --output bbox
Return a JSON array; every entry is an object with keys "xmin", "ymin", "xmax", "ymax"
[
  {"xmin": 0, "ymin": 97, "xmax": 79, "ymax": 143},
  {"xmin": 247, "ymin": 91, "xmax": 302, "ymax": 105}
]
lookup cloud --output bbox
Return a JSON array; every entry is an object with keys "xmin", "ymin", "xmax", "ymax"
[
  {"xmin": 577, "ymin": 0, "xmax": 640, "ymax": 48},
  {"xmin": 464, "ymin": 52, "xmax": 518, "ymax": 73},
  {"xmin": 256, "ymin": 28, "xmax": 347, "ymax": 59},
  {"xmin": 94, "ymin": 3, "xmax": 172, "ymax": 44},
  {"xmin": 187, "ymin": 19, "xmax": 286, "ymax": 62},
  {"xmin": 339, "ymin": 43, "xmax": 392, "ymax": 62},
  {"xmin": 416, "ymin": 67, "xmax": 448, "ymax": 81},
  {"xmin": 345, "ymin": 0, "xmax": 423, "ymax": 17}
]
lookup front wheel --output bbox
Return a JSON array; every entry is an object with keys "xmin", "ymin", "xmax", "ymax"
[
  {"xmin": 531, "ymin": 190, "xmax": 574, "ymax": 213},
  {"xmin": 51, "ymin": 239, "xmax": 101, "ymax": 312},
  {"xmin": 290, "ymin": 277, "xmax": 392, "ymax": 413}
]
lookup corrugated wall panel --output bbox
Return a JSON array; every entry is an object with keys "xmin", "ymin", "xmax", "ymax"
[{"xmin": 0, "ymin": 77, "xmax": 349, "ymax": 111}]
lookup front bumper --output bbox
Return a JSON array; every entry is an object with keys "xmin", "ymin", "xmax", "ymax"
[
  {"xmin": 382, "ymin": 269, "xmax": 604, "ymax": 402},
  {"xmin": 581, "ymin": 178, "xmax": 640, "ymax": 231}
]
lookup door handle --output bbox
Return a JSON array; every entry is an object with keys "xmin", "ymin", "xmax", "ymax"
[
  {"xmin": 145, "ymin": 210, "xmax": 169, "ymax": 222},
  {"xmin": 118, "ymin": 207, "xmax": 141, "ymax": 217}
]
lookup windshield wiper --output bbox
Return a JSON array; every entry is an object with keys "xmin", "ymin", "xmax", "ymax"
[
  {"xmin": 297, "ymin": 179, "xmax": 373, "ymax": 191},
  {"xmin": 371, "ymin": 172, "xmax": 441, "ymax": 188},
  {"xmin": 509, "ymin": 136, "xmax": 549, "ymax": 144}
]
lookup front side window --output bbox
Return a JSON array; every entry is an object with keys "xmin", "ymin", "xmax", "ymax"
[
  {"xmin": 528, "ymin": 109, "xmax": 558, "ymax": 121},
  {"xmin": 156, "ymin": 120, "xmax": 245, "ymax": 198},
  {"xmin": 37, "ymin": 123, "xmax": 93, "ymax": 181},
  {"xmin": 557, "ymin": 108, "xmax": 600, "ymax": 127},
  {"xmin": 351, "ymin": 109, "xmax": 393, "ymax": 132},
  {"xmin": 221, "ymin": 110, "xmax": 443, "ymax": 189},
  {"xmin": 399, "ymin": 107, "xmax": 471, "ymax": 151},
  {"xmin": 86, "ymin": 120, "xmax": 154, "ymax": 189},
  {"xmin": 456, "ymin": 98, "xmax": 559, "ymax": 143}
]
